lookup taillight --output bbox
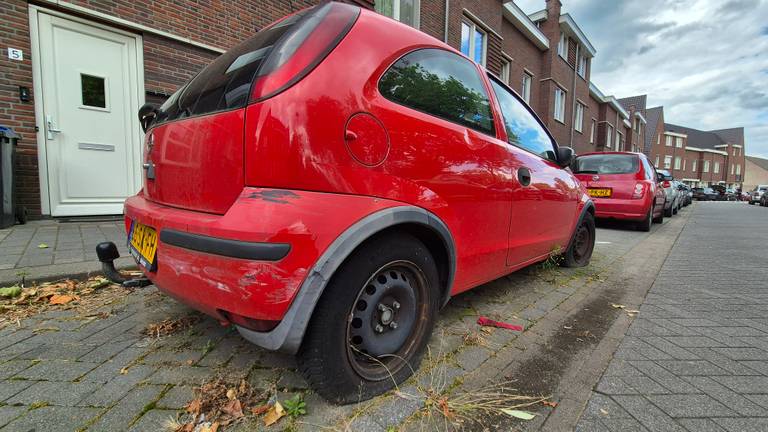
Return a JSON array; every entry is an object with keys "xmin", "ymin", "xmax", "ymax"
[
  {"xmin": 632, "ymin": 183, "xmax": 646, "ymax": 199},
  {"xmin": 662, "ymin": 181, "xmax": 671, "ymax": 188},
  {"xmin": 250, "ymin": 2, "xmax": 359, "ymax": 102}
]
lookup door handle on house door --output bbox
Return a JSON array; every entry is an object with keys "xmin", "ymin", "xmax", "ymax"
[{"xmin": 46, "ymin": 115, "xmax": 62, "ymax": 140}]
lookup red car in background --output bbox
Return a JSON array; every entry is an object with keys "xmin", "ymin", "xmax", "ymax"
[
  {"xmin": 113, "ymin": 3, "xmax": 596, "ymax": 403},
  {"xmin": 573, "ymin": 152, "xmax": 665, "ymax": 231}
]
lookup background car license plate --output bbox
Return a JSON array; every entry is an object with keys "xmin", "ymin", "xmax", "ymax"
[
  {"xmin": 129, "ymin": 222, "xmax": 158, "ymax": 271},
  {"xmin": 588, "ymin": 188, "xmax": 612, "ymax": 198}
]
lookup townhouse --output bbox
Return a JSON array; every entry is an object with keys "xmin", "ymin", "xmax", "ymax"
[
  {"xmin": 744, "ymin": 156, "xmax": 768, "ymax": 191},
  {"xmin": 0, "ymin": 0, "xmax": 746, "ymax": 218}
]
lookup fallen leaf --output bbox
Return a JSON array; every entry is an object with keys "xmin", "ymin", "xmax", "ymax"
[
  {"xmin": 563, "ymin": 325, "xmax": 573, "ymax": 330},
  {"xmin": 49, "ymin": 294, "xmax": 76, "ymax": 305},
  {"xmin": 251, "ymin": 404, "xmax": 271, "ymax": 415},
  {"xmin": 263, "ymin": 401, "xmax": 285, "ymax": 426},
  {"xmin": 0, "ymin": 286, "xmax": 22, "ymax": 298},
  {"xmin": 599, "ymin": 408, "xmax": 609, "ymax": 415},
  {"xmin": 542, "ymin": 400, "xmax": 558, "ymax": 407},
  {"xmin": 222, "ymin": 398, "xmax": 244, "ymax": 419},
  {"xmin": 119, "ymin": 367, "xmax": 129, "ymax": 375},
  {"xmin": 611, "ymin": 304, "xmax": 626, "ymax": 309},
  {"xmin": 226, "ymin": 388, "xmax": 237, "ymax": 400},
  {"xmin": 38, "ymin": 243, "xmax": 49, "ymax": 249},
  {"xmin": 186, "ymin": 398, "xmax": 202, "ymax": 415},
  {"xmin": 501, "ymin": 409, "xmax": 536, "ymax": 420},
  {"xmin": 626, "ymin": 309, "xmax": 640, "ymax": 314}
]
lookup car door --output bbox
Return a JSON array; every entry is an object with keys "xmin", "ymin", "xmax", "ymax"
[
  {"xmin": 643, "ymin": 157, "xmax": 666, "ymax": 212},
  {"xmin": 486, "ymin": 77, "xmax": 580, "ymax": 266}
]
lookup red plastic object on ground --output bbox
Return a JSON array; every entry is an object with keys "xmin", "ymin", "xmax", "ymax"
[{"xmin": 477, "ymin": 316, "xmax": 524, "ymax": 332}]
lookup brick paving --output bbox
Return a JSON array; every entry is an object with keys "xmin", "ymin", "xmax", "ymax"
[
  {"xmin": 0, "ymin": 220, "xmax": 127, "ymax": 270},
  {"xmin": 0, "ymin": 221, "xmax": 653, "ymax": 431},
  {"xmin": 576, "ymin": 202, "xmax": 768, "ymax": 432}
]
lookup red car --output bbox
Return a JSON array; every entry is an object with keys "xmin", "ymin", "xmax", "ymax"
[
  {"xmin": 120, "ymin": 3, "xmax": 594, "ymax": 403},
  {"xmin": 573, "ymin": 152, "xmax": 665, "ymax": 231}
]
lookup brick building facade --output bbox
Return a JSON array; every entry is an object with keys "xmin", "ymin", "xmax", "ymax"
[{"xmin": 0, "ymin": 0, "xmax": 748, "ymax": 217}]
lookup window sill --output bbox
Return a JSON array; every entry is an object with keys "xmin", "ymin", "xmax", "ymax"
[{"xmin": 554, "ymin": 118, "xmax": 566, "ymax": 125}]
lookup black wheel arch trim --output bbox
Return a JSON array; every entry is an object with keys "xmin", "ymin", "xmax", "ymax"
[
  {"xmin": 237, "ymin": 205, "xmax": 456, "ymax": 354},
  {"xmin": 565, "ymin": 201, "xmax": 595, "ymax": 253},
  {"xmin": 160, "ymin": 229, "xmax": 290, "ymax": 261}
]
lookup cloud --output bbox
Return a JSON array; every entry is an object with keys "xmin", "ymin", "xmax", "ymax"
[{"xmin": 513, "ymin": 0, "xmax": 768, "ymax": 157}]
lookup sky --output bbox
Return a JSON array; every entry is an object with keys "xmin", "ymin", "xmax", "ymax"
[{"xmin": 515, "ymin": 0, "xmax": 768, "ymax": 157}]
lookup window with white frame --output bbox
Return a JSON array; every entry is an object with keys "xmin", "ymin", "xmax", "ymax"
[
  {"xmin": 683, "ymin": 159, "xmax": 686, "ymax": 171},
  {"xmin": 460, "ymin": 20, "xmax": 486, "ymax": 65},
  {"xmin": 376, "ymin": 0, "xmax": 420, "ymax": 28},
  {"xmin": 606, "ymin": 125, "xmax": 613, "ymax": 148},
  {"xmin": 675, "ymin": 137, "xmax": 682, "ymax": 148},
  {"xmin": 590, "ymin": 120, "xmax": 595, "ymax": 144},
  {"xmin": 692, "ymin": 159, "xmax": 697, "ymax": 172},
  {"xmin": 674, "ymin": 156, "xmax": 681, "ymax": 170},
  {"xmin": 574, "ymin": 103, "xmax": 584, "ymax": 133},
  {"xmin": 617, "ymin": 131, "xmax": 623, "ymax": 150},
  {"xmin": 557, "ymin": 33, "xmax": 567, "ymax": 58},
  {"xmin": 731, "ymin": 164, "xmax": 735, "ymax": 175},
  {"xmin": 664, "ymin": 155, "xmax": 672, "ymax": 169},
  {"xmin": 714, "ymin": 161, "xmax": 720, "ymax": 173},
  {"xmin": 703, "ymin": 160, "xmax": 710, "ymax": 172},
  {"xmin": 655, "ymin": 155, "xmax": 660, "ymax": 167},
  {"xmin": 657, "ymin": 134, "xmax": 660, "ymax": 145},
  {"xmin": 554, "ymin": 87, "xmax": 566, "ymax": 123},
  {"xmin": 577, "ymin": 55, "xmax": 587, "ymax": 78},
  {"xmin": 665, "ymin": 135, "xmax": 672, "ymax": 146},
  {"xmin": 500, "ymin": 60, "xmax": 510, "ymax": 84},
  {"xmin": 736, "ymin": 164, "xmax": 741, "ymax": 175},
  {"xmin": 521, "ymin": 73, "xmax": 532, "ymax": 104}
]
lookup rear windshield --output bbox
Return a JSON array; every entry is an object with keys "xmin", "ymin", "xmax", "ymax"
[
  {"xmin": 573, "ymin": 154, "xmax": 639, "ymax": 175},
  {"xmin": 153, "ymin": 10, "xmax": 309, "ymax": 125}
]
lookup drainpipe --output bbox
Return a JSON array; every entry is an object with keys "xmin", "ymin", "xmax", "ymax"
[
  {"xmin": 568, "ymin": 43, "xmax": 579, "ymax": 148},
  {"xmin": 443, "ymin": 0, "xmax": 450, "ymax": 43}
]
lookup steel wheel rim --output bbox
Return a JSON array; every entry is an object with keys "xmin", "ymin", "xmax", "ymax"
[
  {"xmin": 573, "ymin": 222, "xmax": 592, "ymax": 261},
  {"xmin": 345, "ymin": 260, "xmax": 428, "ymax": 381}
]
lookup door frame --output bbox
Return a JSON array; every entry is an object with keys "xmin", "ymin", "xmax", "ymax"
[{"xmin": 29, "ymin": 5, "xmax": 145, "ymax": 216}]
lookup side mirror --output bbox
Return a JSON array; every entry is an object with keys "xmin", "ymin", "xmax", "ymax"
[
  {"xmin": 656, "ymin": 172, "xmax": 665, "ymax": 182},
  {"xmin": 556, "ymin": 146, "xmax": 575, "ymax": 168},
  {"xmin": 138, "ymin": 103, "xmax": 159, "ymax": 133}
]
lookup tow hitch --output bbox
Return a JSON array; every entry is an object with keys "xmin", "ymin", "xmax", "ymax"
[{"xmin": 96, "ymin": 242, "xmax": 152, "ymax": 288}]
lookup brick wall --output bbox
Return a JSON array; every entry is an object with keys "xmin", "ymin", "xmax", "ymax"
[
  {"xmin": 500, "ymin": 19, "xmax": 543, "ymax": 112},
  {"xmin": 445, "ymin": 0, "xmax": 504, "ymax": 76}
]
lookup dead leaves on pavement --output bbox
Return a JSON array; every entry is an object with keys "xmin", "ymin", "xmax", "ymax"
[
  {"xmin": 178, "ymin": 377, "xmax": 275, "ymax": 431},
  {"xmin": 143, "ymin": 315, "xmax": 202, "ymax": 338}
]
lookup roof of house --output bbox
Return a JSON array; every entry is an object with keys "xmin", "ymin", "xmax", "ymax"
[
  {"xmin": 503, "ymin": 2, "xmax": 549, "ymax": 50},
  {"xmin": 644, "ymin": 106, "xmax": 663, "ymax": 152},
  {"xmin": 617, "ymin": 95, "xmax": 647, "ymax": 114},
  {"xmin": 711, "ymin": 127, "xmax": 745, "ymax": 146},
  {"xmin": 665, "ymin": 123, "xmax": 727, "ymax": 150},
  {"xmin": 527, "ymin": 9, "xmax": 596, "ymax": 57},
  {"xmin": 747, "ymin": 155, "xmax": 768, "ymax": 172}
]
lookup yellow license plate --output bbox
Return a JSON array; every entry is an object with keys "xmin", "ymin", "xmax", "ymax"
[
  {"xmin": 588, "ymin": 188, "xmax": 612, "ymax": 198},
  {"xmin": 129, "ymin": 221, "xmax": 158, "ymax": 270}
]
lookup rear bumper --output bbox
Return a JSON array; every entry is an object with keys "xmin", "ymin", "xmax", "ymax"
[
  {"xmin": 592, "ymin": 197, "xmax": 649, "ymax": 221},
  {"xmin": 124, "ymin": 188, "xmax": 399, "ymax": 350}
]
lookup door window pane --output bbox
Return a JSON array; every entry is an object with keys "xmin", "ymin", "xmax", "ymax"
[
  {"xmin": 379, "ymin": 48, "xmax": 494, "ymax": 135},
  {"xmin": 489, "ymin": 78, "xmax": 557, "ymax": 161},
  {"xmin": 81, "ymin": 74, "xmax": 106, "ymax": 108}
]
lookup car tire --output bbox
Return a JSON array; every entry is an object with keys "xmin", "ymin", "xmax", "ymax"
[
  {"xmin": 297, "ymin": 233, "xmax": 439, "ymax": 404},
  {"xmin": 562, "ymin": 211, "xmax": 595, "ymax": 268},
  {"xmin": 653, "ymin": 207, "xmax": 664, "ymax": 224},
  {"xmin": 637, "ymin": 206, "xmax": 653, "ymax": 232},
  {"xmin": 749, "ymin": 201, "xmax": 754, "ymax": 205},
  {"xmin": 665, "ymin": 202, "xmax": 674, "ymax": 217}
]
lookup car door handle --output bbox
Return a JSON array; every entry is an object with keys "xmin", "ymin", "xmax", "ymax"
[{"xmin": 518, "ymin": 167, "xmax": 531, "ymax": 186}]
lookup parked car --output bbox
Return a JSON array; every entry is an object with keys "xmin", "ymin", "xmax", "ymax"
[
  {"xmin": 710, "ymin": 185, "xmax": 730, "ymax": 201},
  {"xmin": 656, "ymin": 169, "xmax": 680, "ymax": 217},
  {"xmin": 677, "ymin": 183, "xmax": 692, "ymax": 206},
  {"xmin": 761, "ymin": 192, "xmax": 768, "ymax": 207},
  {"xmin": 749, "ymin": 185, "xmax": 768, "ymax": 205},
  {"xmin": 725, "ymin": 188, "xmax": 738, "ymax": 201},
  {"xmin": 692, "ymin": 187, "xmax": 718, "ymax": 201},
  {"xmin": 119, "ymin": 3, "xmax": 596, "ymax": 404},
  {"xmin": 572, "ymin": 152, "xmax": 665, "ymax": 231}
]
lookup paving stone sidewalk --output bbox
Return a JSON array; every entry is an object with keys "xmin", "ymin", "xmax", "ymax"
[
  {"xmin": 0, "ymin": 223, "xmax": 651, "ymax": 431},
  {"xmin": 576, "ymin": 202, "xmax": 768, "ymax": 432},
  {"xmin": 0, "ymin": 219, "xmax": 133, "ymax": 284}
]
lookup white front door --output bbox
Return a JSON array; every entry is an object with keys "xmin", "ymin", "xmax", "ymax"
[{"xmin": 37, "ymin": 12, "xmax": 143, "ymax": 216}]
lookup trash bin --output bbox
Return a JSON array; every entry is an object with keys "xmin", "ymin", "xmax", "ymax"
[{"xmin": 0, "ymin": 126, "xmax": 26, "ymax": 228}]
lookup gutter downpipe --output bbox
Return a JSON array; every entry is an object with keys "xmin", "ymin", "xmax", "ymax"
[
  {"xmin": 444, "ymin": 0, "xmax": 450, "ymax": 43},
  {"xmin": 569, "ymin": 43, "xmax": 579, "ymax": 148}
]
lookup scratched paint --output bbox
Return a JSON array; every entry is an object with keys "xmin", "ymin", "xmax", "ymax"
[{"xmin": 247, "ymin": 189, "xmax": 300, "ymax": 204}]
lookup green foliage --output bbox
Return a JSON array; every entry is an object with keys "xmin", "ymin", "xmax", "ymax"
[{"xmin": 282, "ymin": 394, "xmax": 307, "ymax": 418}]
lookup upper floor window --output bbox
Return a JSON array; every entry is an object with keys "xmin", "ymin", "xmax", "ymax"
[
  {"xmin": 731, "ymin": 164, "xmax": 735, "ymax": 175},
  {"xmin": 606, "ymin": 125, "xmax": 613, "ymax": 148},
  {"xmin": 557, "ymin": 33, "xmax": 567, "ymax": 58},
  {"xmin": 674, "ymin": 156, "xmax": 681, "ymax": 170},
  {"xmin": 590, "ymin": 120, "xmax": 596, "ymax": 144},
  {"xmin": 692, "ymin": 159, "xmax": 697, "ymax": 172},
  {"xmin": 461, "ymin": 20, "xmax": 486, "ymax": 66},
  {"xmin": 521, "ymin": 73, "xmax": 532, "ymax": 104},
  {"xmin": 675, "ymin": 137, "xmax": 683, "ymax": 148},
  {"xmin": 574, "ymin": 103, "xmax": 584, "ymax": 133},
  {"xmin": 654, "ymin": 155, "xmax": 660, "ymax": 167},
  {"xmin": 376, "ymin": 0, "xmax": 420, "ymax": 28},
  {"xmin": 577, "ymin": 55, "xmax": 587, "ymax": 78},
  {"xmin": 714, "ymin": 161, "xmax": 720, "ymax": 173},
  {"xmin": 616, "ymin": 130, "xmax": 622, "ymax": 150},
  {"xmin": 736, "ymin": 164, "xmax": 741, "ymax": 175},
  {"xmin": 703, "ymin": 160, "xmax": 710, "ymax": 172},
  {"xmin": 665, "ymin": 135, "xmax": 672, "ymax": 146},
  {"xmin": 489, "ymin": 77, "xmax": 557, "ymax": 161},
  {"xmin": 379, "ymin": 48, "xmax": 494, "ymax": 135},
  {"xmin": 554, "ymin": 87, "xmax": 566, "ymax": 123},
  {"xmin": 683, "ymin": 159, "xmax": 687, "ymax": 171},
  {"xmin": 657, "ymin": 135, "xmax": 660, "ymax": 145},
  {"xmin": 664, "ymin": 155, "xmax": 672, "ymax": 169}
]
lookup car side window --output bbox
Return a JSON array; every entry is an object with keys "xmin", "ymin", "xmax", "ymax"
[
  {"xmin": 379, "ymin": 48, "xmax": 495, "ymax": 136},
  {"xmin": 641, "ymin": 157, "xmax": 655, "ymax": 181},
  {"xmin": 488, "ymin": 78, "xmax": 557, "ymax": 161}
]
